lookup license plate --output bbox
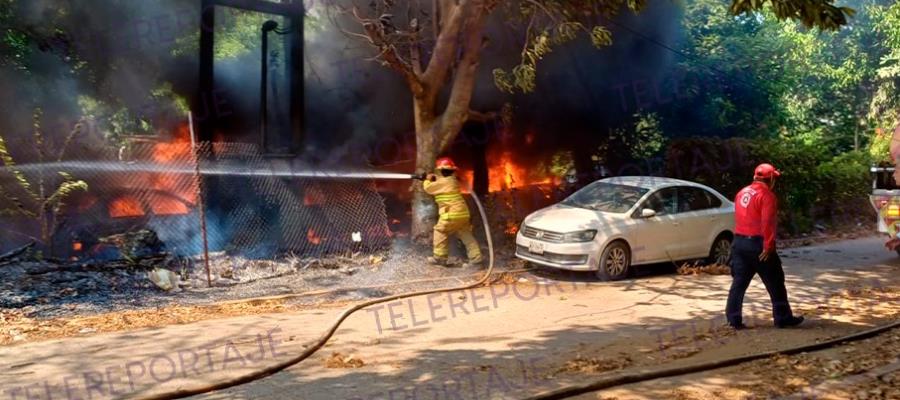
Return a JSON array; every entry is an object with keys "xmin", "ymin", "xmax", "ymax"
[{"xmin": 529, "ymin": 241, "xmax": 545, "ymax": 255}]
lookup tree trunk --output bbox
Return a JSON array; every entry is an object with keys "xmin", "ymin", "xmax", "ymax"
[
  {"xmin": 409, "ymin": 1, "xmax": 490, "ymax": 242},
  {"xmin": 411, "ymin": 99, "xmax": 439, "ymax": 242}
]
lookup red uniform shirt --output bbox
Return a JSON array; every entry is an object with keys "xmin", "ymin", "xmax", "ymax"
[{"xmin": 734, "ymin": 181, "xmax": 778, "ymax": 251}]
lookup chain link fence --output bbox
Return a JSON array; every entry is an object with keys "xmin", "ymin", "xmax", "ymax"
[{"xmin": 0, "ymin": 139, "xmax": 392, "ymax": 262}]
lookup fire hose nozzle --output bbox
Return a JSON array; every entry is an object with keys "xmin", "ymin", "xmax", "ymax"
[{"xmin": 411, "ymin": 172, "xmax": 436, "ymax": 181}]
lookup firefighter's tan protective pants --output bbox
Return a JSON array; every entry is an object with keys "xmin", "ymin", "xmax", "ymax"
[{"xmin": 433, "ymin": 218, "xmax": 482, "ymax": 261}]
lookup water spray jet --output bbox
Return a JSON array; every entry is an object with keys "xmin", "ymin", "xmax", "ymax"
[{"xmin": 5, "ymin": 161, "xmax": 421, "ymax": 181}]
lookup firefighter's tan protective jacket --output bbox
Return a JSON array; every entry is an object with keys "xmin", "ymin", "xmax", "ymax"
[{"xmin": 423, "ymin": 175, "xmax": 470, "ymax": 221}]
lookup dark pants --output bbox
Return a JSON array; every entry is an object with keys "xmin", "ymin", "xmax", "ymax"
[{"xmin": 726, "ymin": 236, "xmax": 794, "ymax": 326}]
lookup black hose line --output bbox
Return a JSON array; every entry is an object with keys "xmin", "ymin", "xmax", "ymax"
[
  {"xmin": 139, "ymin": 187, "xmax": 496, "ymax": 400},
  {"xmin": 524, "ymin": 319, "xmax": 900, "ymax": 400},
  {"xmin": 135, "ymin": 181, "xmax": 899, "ymax": 400}
]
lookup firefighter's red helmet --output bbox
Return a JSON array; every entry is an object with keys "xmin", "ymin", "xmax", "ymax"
[
  {"xmin": 754, "ymin": 163, "xmax": 781, "ymax": 180},
  {"xmin": 435, "ymin": 157, "xmax": 458, "ymax": 170}
]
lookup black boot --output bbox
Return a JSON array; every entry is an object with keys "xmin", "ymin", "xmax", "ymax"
[
  {"xmin": 730, "ymin": 322, "xmax": 748, "ymax": 331},
  {"xmin": 775, "ymin": 316, "xmax": 804, "ymax": 329}
]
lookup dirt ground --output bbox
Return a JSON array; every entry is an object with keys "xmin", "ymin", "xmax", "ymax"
[
  {"xmin": 0, "ymin": 242, "xmax": 525, "ymax": 345},
  {"xmin": 1, "ymin": 235, "xmax": 897, "ymax": 400},
  {"xmin": 580, "ymin": 326, "xmax": 900, "ymax": 400},
  {"xmin": 0, "ymin": 221, "xmax": 873, "ymax": 347},
  {"xmin": 175, "ymin": 236, "xmax": 899, "ymax": 400}
]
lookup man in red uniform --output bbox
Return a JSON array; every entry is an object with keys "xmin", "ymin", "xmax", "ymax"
[{"xmin": 726, "ymin": 163, "xmax": 804, "ymax": 330}]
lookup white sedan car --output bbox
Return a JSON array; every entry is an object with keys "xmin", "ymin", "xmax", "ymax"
[{"xmin": 515, "ymin": 176, "xmax": 735, "ymax": 280}]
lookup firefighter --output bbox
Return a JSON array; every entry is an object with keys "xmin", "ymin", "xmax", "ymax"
[
  {"xmin": 726, "ymin": 163, "xmax": 804, "ymax": 330},
  {"xmin": 423, "ymin": 157, "xmax": 483, "ymax": 267}
]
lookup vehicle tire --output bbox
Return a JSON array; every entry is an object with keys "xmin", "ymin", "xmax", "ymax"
[
  {"xmin": 707, "ymin": 233, "xmax": 733, "ymax": 266},
  {"xmin": 595, "ymin": 241, "xmax": 631, "ymax": 281}
]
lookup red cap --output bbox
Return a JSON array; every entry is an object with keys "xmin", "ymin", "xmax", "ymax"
[
  {"xmin": 754, "ymin": 163, "xmax": 781, "ymax": 180},
  {"xmin": 435, "ymin": 157, "xmax": 458, "ymax": 170}
]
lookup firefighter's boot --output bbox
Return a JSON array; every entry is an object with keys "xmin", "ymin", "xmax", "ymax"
[
  {"xmin": 462, "ymin": 255, "xmax": 484, "ymax": 268},
  {"xmin": 427, "ymin": 256, "xmax": 449, "ymax": 266}
]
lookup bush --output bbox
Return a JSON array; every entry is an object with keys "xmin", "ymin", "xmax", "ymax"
[
  {"xmin": 817, "ymin": 150, "xmax": 872, "ymax": 215},
  {"xmin": 666, "ymin": 136, "xmax": 866, "ymax": 235},
  {"xmin": 665, "ymin": 137, "xmax": 753, "ymax": 198},
  {"xmin": 748, "ymin": 138, "xmax": 829, "ymax": 234}
]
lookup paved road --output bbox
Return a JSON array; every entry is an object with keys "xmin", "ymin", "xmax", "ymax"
[{"xmin": 1, "ymin": 237, "xmax": 897, "ymax": 400}]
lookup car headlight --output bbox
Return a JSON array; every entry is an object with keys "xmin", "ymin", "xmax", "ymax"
[{"xmin": 563, "ymin": 230, "xmax": 597, "ymax": 242}]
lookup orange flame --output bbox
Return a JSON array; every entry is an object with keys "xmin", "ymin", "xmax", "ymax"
[
  {"xmin": 131, "ymin": 122, "xmax": 197, "ymax": 217},
  {"xmin": 109, "ymin": 196, "xmax": 145, "ymax": 218},
  {"xmin": 72, "ymin": 241, "xmax": 83, "ymax": 252},
  {"xmin": 487, "ymin": 152, "xmax": 554, "ymax": 192},
  {"xmin": 149, "ymin": 197, "xmax": 191, "ymax": 215},
  {"xmin": 458, "ymin": 153, "xmax": 559, "ymax": 194},
  {"xmin": 307, "ymin": 228, "xmax": 322, "ymax": 245},
  {"xmin": 152, "ymin": 124, "xmax": 192, "ymax": 163},
  {"xmin": 304, "ymin": 188, "xmax": 326, "ymax": 206}
]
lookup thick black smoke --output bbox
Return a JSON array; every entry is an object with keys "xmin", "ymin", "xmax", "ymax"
[
  {"xmin": 301, "ymin": 0, "xmax": 685, "ymax": 170},
  {"xmin": 1, "ymin": 0, "xmax": 683, "ymax": 167}
]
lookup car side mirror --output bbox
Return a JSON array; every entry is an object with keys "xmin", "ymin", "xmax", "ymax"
[{"xmin": 641, "ymin": 208, "xmax": 657, "ymax": 218}]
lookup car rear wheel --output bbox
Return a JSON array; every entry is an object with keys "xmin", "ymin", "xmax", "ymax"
[
  {"xmin": 595, "ymin": 241, "xmax": 631, "ymax": 281},
  {"xmin": 707, "ymin": 234, "xmax": 732, "ymax": 266}
]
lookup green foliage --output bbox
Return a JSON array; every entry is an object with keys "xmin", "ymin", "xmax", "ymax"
[
  {"xmin": 609, "ymin": 113, "xmax": 667, "ymax": 160},
  {"xmin": 494, "ymin": 0, "xmax": 854, "ymax": 94},
  {"xmin": 818, "ymin": 150, "xmax": 872, "ymax": 207},
  {"xmin": 666, "ymin": 135, "xmax": 870, "ymax": 234},
  {"xmin": 549, "ymin": 151, "xmax": 575, "ymax": 178},
  {"xmin": 748, "ymin": 137, "xmax": 828, "ymax": 232},
  {"xmin": 632, "ymin": 113, "xmax": 666, "ymax": 159},
  {"xmin": 0, "ymin": 0, "xmax": 30, "ymax": 71},
  {"xmin": 867, "ymin": 2, "xmax": 900, "ymax": 130},
  {"xmin": 867, "ymin": 126, "xmax": 893, "ymax": 163},
  {"xmin": 173, "ymin": 9, "xmax": 287, "ymax": 60},
  {"xmin": 590, "ymin": 26, "xmax": 613, "ymax": 48},
  {"xmin": 494, "ymin": 0, "xmax": 639, "ymax": 94},
  {"xmin": 670, "ymin": 0, "xmax": 891, "ymax": 153},
  {"xmin": 729, "ymin": 0, "xmax": 856, "ymax": 31},
  {"xmin": 0, "ymin": 110, "xmax": 89, "ymax": 248}
]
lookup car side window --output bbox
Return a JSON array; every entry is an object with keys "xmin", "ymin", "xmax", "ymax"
[
  {"xmin": 677, "ymin": 187, "xmax": 723, "ymax": 212},
  {"xmin": 677, "ymin": 187, "xmax": 712, "ymax": 213},
  {"xmin": 642, "ymin": 188, "xmax": 678, "ymax": 215},
  {"xmin": 706, "ymin": 190, "xmax": 723, "ymax": 208}
]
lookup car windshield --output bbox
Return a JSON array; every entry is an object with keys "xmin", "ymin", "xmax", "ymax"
[{"xmin": 560, "ymin": 182, "xmax": 650, "ymax": 213}]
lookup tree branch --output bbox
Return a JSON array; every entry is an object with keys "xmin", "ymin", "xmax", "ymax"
[
  {"xmin": 467, "ymin": 109, "xmax": 499, "ymax": 123},
  {"xmin": 411, "ymin": 0, "xmax": 424, "ymax": 75},
  {"xmin": 353, "ymin": 7, "xmax": 426, "ymax": 97},
  {"xmin": 432, "ymin": 0, "xmax": 439, "ymax": 42},
  {"xmin": 437, "ymin": 2, "xmax": 490, "ymax": 152},
  {"xmin": 422, "ymin": 0, "xmax": 469, "ymax": 88},
  {"xmin": 526, "ymin": 0, "xmax": 560, "ymax": 25}
]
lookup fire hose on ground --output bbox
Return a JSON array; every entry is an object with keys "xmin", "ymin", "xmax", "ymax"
[
  {"xmin": 136, "ymin": 172, "xmax": 900, "ymax": 400},
  {"xmin": 525, "ymin": 319, "xmax": 900, "ymax": 400},
  {"xmin": 139, "ymin": 175, "xmax": 497, "ymax": 400}
]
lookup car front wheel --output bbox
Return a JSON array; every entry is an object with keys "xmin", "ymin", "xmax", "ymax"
[{"xmin": 595, "ymin": 241, "xmax": 631, "ymax": 281}]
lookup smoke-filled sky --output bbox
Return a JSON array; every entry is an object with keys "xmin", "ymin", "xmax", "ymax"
[{"xmin": 0, "ymin": 0, "xmax": 684, "ymax": 165}]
